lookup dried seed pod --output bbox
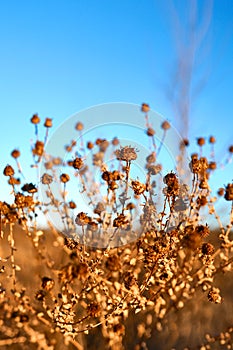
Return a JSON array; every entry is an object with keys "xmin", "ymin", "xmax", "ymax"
[
  {"xmin": 209, "ymin": 136, "xmax": 216, "ymax": 144},
  {"xmin": 53, "ymin": 157, "xmax": 62, "ymax": 165},
  {"xmin": 112, "ymin": 137, "xmax": 119, "ymax": 146},
  {"xmin": 87, "ymin": 141, "xmax": 94, "ymax": 149},
  {"xmin": 11, "ymin": 149, "xmax": 20, "ymax": 159},
  {"xmin": 126, "ymin": 202, "xmax": 135, "ymax": 210},
  {"xmin": 41, "ymin": 173, "xmax": 53, "ymax": 185},
  {"xmin": 8, "ymin": 177, "xmax": 21, "ymax": 185},
  {"xmin": 197, "ymin": 195, "xmax": 208, "ymax": 207},
  {"xmin": 195, "ymin": 224, "xmax": 209, "ymax": 238},
  {"xmin": 95, "ymin": 138, "xmax": 103, "ymax": 145},
  {"xmin": 60, "ymin": 173, "xmax": 70, "ymax": 183},
  {"xmin": 99, "ymin": 139, "xmax": 109, "ymax": 152},
  {"xmin": 217, "ymin": 187, "xmax": 225, "ymax": 196},
  {"xmin": 146, "ymin": 127, "xmax": 155, "ymax": 136},
  {"xmin": 208, "ymin": 161, "xmax": 217, "ymax": 170},
  {"xmin": 141, "ymin": 103, "xmax": 150, "ymax": 113},
  {"xmin": 73, "ymin": 157, "xmax": 84, "ymax": 170},
  {"xmin": 33, "ymin": 141, "xmax": 44, "ymax": 156},
  {"xmin": 75, "ymin": 212, "xmax": 90, "ymax": 226},
  {"xmin": 3, "ymin": 165, "xmax": 15, "ymax": 177},
  {"xmin": 112, "ymin": 170, "xmax": 121, "ymax": 181},
  {"xmin": 161, "ymin": 121, "xmax": 170, "ymax": 130},
  {"xmin": 146, "ymin": 153, "xmax": 156, "ymax": 164},
  {"xmin": 69, "ymin": 201, "xmax": 76, "ymax": 209},
  {"xmin": 94, "ymin": 202, "xmax": 105, "ymax": 215},
  {"xmin": 44, "ymin": 118, "xmax": 53, "ymax": 127},
  {"xmin": 224, "ymin": 183, "xmax": 233, "ymax": 201},
  {"xmin": 31, "ymin": 113, "xmax": 40, "ymax": 124},
  {"xmin": 75, "ymin": 122, "xmax": 84, "ymax": 131},
  {"xmin": 202, "ymin": 242, "xmax": 215, "ymax": 255},
  {"xmin": 197, "ymin": 137, "xmax": 205, "ymax": 146},
  {"xmin": 189, "ymin": 154, "xmax": 200, "ymax": 174},
  {"xmin": 102, "ymin": 171, "xmax": 111, "ymax": 182}
]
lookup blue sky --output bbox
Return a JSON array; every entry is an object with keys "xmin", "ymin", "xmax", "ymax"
[{"xmin": 0, "ymin": 0, "xmax": 233, "ymax": 203}]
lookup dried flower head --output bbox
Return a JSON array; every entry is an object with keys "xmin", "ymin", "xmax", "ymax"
[
  {"xmin": 202, "ymin": 243, "xmax": 215, "ymax": 255},
  {"xmin": 75, "ymin": 212, "xmax": 90, "ymax": 226},
  {"xmin": 113, "ymin": 213, "xmax": 129, "ymax": 228},
  {"xmin": 21, "ymin": 183, "xmax": 37, "ymax": 194},
  {"xmin": 131, "ymin": 180, "xmax": 146, "ymax": 195},
  {"xmin": 115, "ymin": 146, "xmax": 137, "ymax": 162},
  {"xmin": 41, "ymin": 173, "xmax": 53, "ymax": 185}
]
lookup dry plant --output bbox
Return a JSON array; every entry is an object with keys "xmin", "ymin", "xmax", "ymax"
[{"xmin": 0, "ymin": 104, "xmax": 233, "ymax": 350}]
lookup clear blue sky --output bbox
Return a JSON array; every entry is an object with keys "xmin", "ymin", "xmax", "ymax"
[{"xmin": 0, "ymin": 0, "xmax": 233, "ymax": 201}]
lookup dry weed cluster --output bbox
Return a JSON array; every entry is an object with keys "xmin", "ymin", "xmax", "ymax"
[{"xmin": 0, "ymin": 104, "xmax": 233, "ymax": 349}]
